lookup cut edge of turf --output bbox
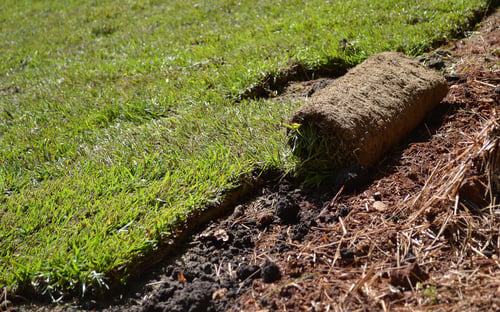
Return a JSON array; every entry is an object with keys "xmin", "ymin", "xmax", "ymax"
[
  {"xmin": 12, "ymin": 168, "xmax": 283, "ymax": 303},
  {"xmin": 105, "ymin": 169, "xmax": 277, "ymax": 295},
  {"xmin": 239, "ymin": 58, "xmax": 350, "ymax": 100}
]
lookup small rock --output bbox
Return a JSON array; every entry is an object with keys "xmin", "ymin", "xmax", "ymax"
[
  {"xmin": 373, "ymin": 201, "xmax": 388, "ymax": 211},
  {"xmin": 262, "ymin": 260, "xmax": 281, "ymax": 283},
  {"xmin": 482, "ymin": 250, "xmax": 493, "ymax": 258},
  {"xmin": 494, "ymin": 86, "xmax": 500, "ymax": 94},
  {"xmin": 212, "ymin": 288, "xmax": 228, "ymax": 300},
  {"xmin": 213, "ymin": 229, "xmax": 230, "ymax": 242},
  {"xmin": 200, "ymin": 228, "xmax": 231, "ymax": 244},
  {"xmin": 232, "ymin": 205, "xmax": 245, "ymax": 218}
]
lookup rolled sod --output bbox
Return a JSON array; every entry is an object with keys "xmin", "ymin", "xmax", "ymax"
[{"xmin": 288, "ymin": 52, "xmax": 449, "ymax": 173}]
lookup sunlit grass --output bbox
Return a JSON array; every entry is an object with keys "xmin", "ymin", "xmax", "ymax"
[{"xmin": 0, "ymin": 0, "xmax": 493, "ymax": 298}]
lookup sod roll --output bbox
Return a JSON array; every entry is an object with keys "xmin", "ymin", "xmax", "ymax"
[{"xmin": 288, "ymin": 52, "xmax": 449, "ymax": 171}]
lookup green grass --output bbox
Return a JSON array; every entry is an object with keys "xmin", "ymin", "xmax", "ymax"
[{"xmin": 0, "ymin": 0, "xmax": 493, "ymax": 299}]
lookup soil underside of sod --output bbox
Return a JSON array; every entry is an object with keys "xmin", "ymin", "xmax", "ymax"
[{"xmin": 8, "ymin": 9, "xmax": 500, "ymax": 312}]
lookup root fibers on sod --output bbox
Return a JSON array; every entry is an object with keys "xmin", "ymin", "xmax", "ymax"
[{"xmin": 288, "ymin": 52, "xmax": 449, "ymax": 175}]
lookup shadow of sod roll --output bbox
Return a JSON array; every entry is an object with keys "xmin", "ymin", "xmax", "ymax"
[{"xmin": 288, "ymin": 52, "xmax": 449, "ymax": 183}]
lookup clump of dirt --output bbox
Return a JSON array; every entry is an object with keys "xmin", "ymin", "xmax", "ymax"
[
  {"xmin": 261, "ymin": 261, "xmax": 281, "ymax": 284},
  {"xmin": 274, "ymin": 193, "xmax": 301, "ymax": 223}
]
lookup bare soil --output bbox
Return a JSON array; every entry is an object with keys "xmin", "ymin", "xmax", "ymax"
[{"xmin": 8, "ymin": 8, "xmax": 499, "ymax": 312}]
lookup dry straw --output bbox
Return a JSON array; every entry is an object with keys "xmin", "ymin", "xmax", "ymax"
[{"xmin": 278, "ymin": 108, "xmax": 499, "ymax": 310}]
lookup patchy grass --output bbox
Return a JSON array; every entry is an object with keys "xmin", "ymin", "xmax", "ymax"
[{"xmin": 0, "ymin": 0, "xmax": 494, "ymax": 298}]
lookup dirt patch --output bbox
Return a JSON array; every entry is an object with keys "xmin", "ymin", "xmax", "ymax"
[
  {"xmin": 240, "ymin": 62, "xmax": 347, "ymax": 100},
  {"xmin": 10, "ymin": 8, "xmax": 500, "ymax": 312},
  {"xmin": 288, "ymin": 52, "xmax": 449, "ymax": 173},
  {"xmin": 107, "ymin": 184, "xmax": 335, "ymax": 312}
]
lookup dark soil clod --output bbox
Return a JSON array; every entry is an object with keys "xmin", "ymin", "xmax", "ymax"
[
  {"xmin": 261, "ymin": 261, "xmax": 281, "ymax": 283},
  {"xmin": 142, "ymin": 281, "xmax": 213, "ymax": 312},
  {"xmin": 340, "ymin": 248, "xmax": 355, "ymax": 260},
  {"xmin": 290, "ymin": 223, "xmax": 309, "ymax": 242},
  {"xmin": 257, "ymin": 213, "xmax": 274, "ymax": 227},
  {"xmin": 334, "ymin": 164, "xmax": 368, "ymax": 193},
  {"xmin": 236, "ymin": 265, "xmax": 261, "ymax": 281},
  {"xmin": 275, "ymin": 196, "xmax": 300, "ymax": 224}
]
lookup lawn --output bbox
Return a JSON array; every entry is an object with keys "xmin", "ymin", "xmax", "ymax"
[{"xmin": 0, "ymin": 0, "xmax": 494, "ymax": 299}]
